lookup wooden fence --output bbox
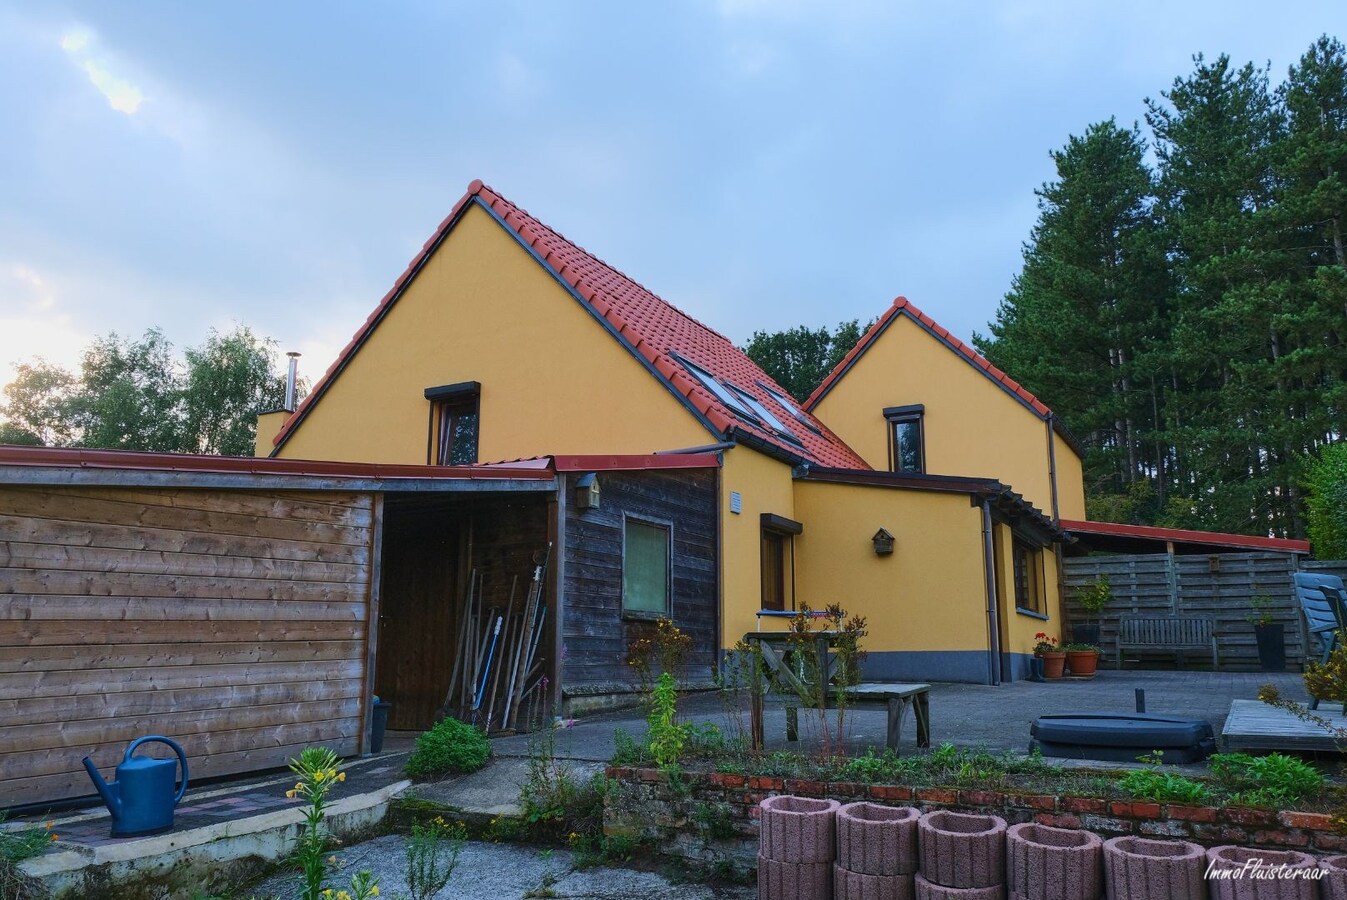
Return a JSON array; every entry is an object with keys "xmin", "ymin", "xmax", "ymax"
[
  {"xmin": 1061, "ymin": 553, "xmax": 1347, "ymax": 671},
  {"xmin": 0, "ymin": 485, "xmax": 376, "ymax": 808}
]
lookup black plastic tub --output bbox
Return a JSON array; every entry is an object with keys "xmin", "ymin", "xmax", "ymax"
[{"xmin": 1030, "ymin": 713, "xmax": 1216, "ymax": 764}]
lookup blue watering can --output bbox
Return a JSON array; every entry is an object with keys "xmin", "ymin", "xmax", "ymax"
[{"xmin": 82, "ymin": 736, "xmax": 189, "ymax": 837}]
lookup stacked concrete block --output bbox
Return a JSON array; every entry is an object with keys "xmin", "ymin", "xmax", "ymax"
[
  {"xmin": 915, "ymin": 810, "xmax": 1008, "ymax": 900},
  {"xmin": 1320, "ymin": 854, "xmax": 1347, "ymax": 900},
  {"xmin": 759, "ymin": 795, "xmax": 841, "ymax": 900},
  {"xmin": 1205, "ymin": 846, "xmax": 1321, "ymax": 900},
  {"xmin": 834, "ymin": 802, "xmax": 920, "ymax": 900},
  {"xmin": 1102, "ymin": 836, "xmax": 1206, "ymax": 900},
  {"xmin": 1004, "ymin": 822, "xmax": 1101, "ymax": 900}
]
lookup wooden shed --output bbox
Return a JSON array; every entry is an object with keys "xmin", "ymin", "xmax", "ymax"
[{"xmin": 0, "ymin": 446, "xmax": 719, "ymax": 810}]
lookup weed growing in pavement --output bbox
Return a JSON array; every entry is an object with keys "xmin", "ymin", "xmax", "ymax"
[
  {"xmin": 285, "ymin": 747, "xmax": 381, "ymax": 900},
  {"xmin": 404, "ymin": 815, "xmax": 466, "ymax": 900}
]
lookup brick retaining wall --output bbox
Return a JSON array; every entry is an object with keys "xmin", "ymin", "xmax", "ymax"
[{"xmin": 603, "ymin": 766, "xmax": 1345, "ymax": 874}]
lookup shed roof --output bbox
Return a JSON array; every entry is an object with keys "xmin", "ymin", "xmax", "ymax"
[
  {"xmin": 271, "ymin": 180, "xmax": 867, "ymax": 470},
  {"xmin": 1061, "ymin": 519, "xmax": 1311, "ymax": 555}
]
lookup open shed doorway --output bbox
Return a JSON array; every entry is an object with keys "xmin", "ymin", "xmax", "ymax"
[{"xmin": 376, "ymin": 493, "xmax": 553, "ymax": 733}]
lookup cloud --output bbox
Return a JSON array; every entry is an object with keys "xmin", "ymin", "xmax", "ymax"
[
  {"xmin": 60, "ymin": 25, "xmax": 145, "ymax": 115},
  {"xmin": 0, "ymin": 263, "xmax": 90, "ymax": 389}
]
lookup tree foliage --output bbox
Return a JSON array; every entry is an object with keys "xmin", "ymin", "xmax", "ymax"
[
  {"xmin": 979, "ymin": 35, "xmax": 1347, "ymax": 539},
  {"xmin": 742, "ymin": 319, "xmax": 870, "ymax": 402},
  {"xmin": 0, "ymin": 325, "xmax": 295, "ymax": 456},
  {"xmin": 1306, "ymin": 442, "xmax": 1347, "ymax": 559}
]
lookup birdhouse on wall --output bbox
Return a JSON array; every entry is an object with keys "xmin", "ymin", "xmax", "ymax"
[
  {"xmin": 872, "ymin": 528, "xmax": 895, "ymax": 556},
  {"xmin": 576, "ymin": 473, "xmax": 600, "ymax": 509}
]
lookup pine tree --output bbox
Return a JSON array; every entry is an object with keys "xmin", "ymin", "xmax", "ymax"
[{"xmin": 976, "ymin": 120, "xmax": 1169, "ymax": 515}]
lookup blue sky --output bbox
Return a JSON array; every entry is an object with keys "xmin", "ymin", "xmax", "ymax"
[{"xmin": 0, "ymin": 1, "xmax": 1338, "ymax": 391}]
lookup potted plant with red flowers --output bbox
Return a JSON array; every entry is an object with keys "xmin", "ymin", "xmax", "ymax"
[{"xmin": 1034, "ymin": 633, "xmax": 1065, "ymax": 679}]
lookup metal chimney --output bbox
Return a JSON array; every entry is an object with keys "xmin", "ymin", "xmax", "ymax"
[{"xmin": 284, "ymin": 352, "xmax": 301, "ymax": 411}]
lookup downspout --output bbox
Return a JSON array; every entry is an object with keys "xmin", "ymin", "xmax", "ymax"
[
  {"xmin": 1046, "ymin": 415, "xmax": 1067, "ymax": 645},
  {"xmin": 980, "ymin": 499, "xmax": 1002, "ymax": 686},
  {"xmin": 1045, "ymin": 416, "xmax": 1060, "ymax": 523}
]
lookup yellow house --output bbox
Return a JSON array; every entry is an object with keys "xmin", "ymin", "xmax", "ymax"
[{"xmin": 263, "ymin": 180, "xmax": 1085, "ymax": 693}]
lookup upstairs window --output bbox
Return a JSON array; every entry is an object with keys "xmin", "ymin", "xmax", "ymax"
[
  {"xmin": 425, "ymin": 382, "xmax": 480, "ymax": 466},
  {"xmin": 884, "ymin": 405, "xmax": 924, "ymax": 474}
]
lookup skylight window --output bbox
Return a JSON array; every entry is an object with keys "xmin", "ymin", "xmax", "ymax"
[
  {"xmin": 759, "ymin": 383, "xmax": 822, "ymax": 434},
  {"xmin": 729, "ymin": 386, "xmax": 798, "ymax": 439},
  {"xmin": 675, "ymin": 356, "xmax": 757, "ymax": 420}
]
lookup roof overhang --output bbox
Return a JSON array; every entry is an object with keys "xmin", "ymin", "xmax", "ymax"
[
  {"xmin": 801, "ymin": 467, "xmax": 1072, "ymax": 546},
  {"xmin": 1061, "ymin": 519, "xmax": 1311, "ymax": 556}
]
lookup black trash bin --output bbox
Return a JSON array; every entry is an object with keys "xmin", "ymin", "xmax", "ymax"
[{"xmin": 371, "ymin": 699, "xmax": 393, "ymax": 753}]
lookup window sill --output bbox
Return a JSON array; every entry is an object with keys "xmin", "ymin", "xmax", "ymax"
[{"xmin": 1015, "ymin": 607, "xmax": 1049, "ymax": 621}]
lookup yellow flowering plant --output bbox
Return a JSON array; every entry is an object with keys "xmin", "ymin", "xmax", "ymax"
[{"xmin": 287, "ymin": 747, "xmax": 375, "ymax": 900}]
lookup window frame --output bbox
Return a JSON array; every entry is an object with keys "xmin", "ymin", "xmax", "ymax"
[
  {"xmin": 884, "ymin": 404, "xmax": 925, "ymax": 474},
  {"xmin": 1011, "ymin": 536, "xmax": 1046, "ymax": 617},
  {"xmin": 425, "ymin": 381, "xmax": 480, "ymax": 466},
  {"xmin": 621, "ymin": 514, "xmax": 673, "ymax": 620},
  {"xmin": 760, "ymin": 513, "xmax": 803, "ymax": 612}
]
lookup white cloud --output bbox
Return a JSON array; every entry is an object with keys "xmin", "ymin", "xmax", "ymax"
[
  {"xmin": 60, "ymin": 25, "xmax": 145, "ymax": 115},
  {"xmin": 0, "ymin": 263, "xmax": 90, "ymax": 389}
]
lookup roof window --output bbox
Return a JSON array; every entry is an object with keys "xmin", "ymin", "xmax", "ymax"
[{"xmin": 759, "ymin": 383, "xmax": 822, "ymax": 434}]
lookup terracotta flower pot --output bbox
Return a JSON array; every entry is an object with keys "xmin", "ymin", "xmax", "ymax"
[
  {"xmin": 1005, "ymin": 822, "xmax": 1101, "ymax": 900},
  {"xmin": 1065, "ymin": 650, "xmax": 1099, "ymax": 677},
  {"xmin": 1037, "ymin": 652, "xmax": 1066, "ymax": 679}
]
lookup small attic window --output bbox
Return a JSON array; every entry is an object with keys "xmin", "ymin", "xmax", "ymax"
[
  {"xmin": 673, "ymin": 355, "xmax": 758, "ymax": 422},
  {"xmin": 759, "ymin": 383, "xmax": 823, "ymax": 434}
]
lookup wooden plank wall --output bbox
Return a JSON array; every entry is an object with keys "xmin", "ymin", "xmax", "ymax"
[
  {"xmin": 1061, "ymin": 552, "xmax": 1328, "ymax": 670},
  {"xmin": 0, "ymin": 484, "xmax": 375, "ymax": 809},
  {"xmin": 563, "ymin": 470, "xmax": 718, "ymax": 694}
]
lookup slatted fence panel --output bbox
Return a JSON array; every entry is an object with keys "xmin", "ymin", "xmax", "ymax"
[
  {"xmin": 0, "ymin": 485, "xmax": 375, "ymax": 809},
  {"xmin": 1063, "ymin": 552, "xmax": 1319, "ymax": 670}
]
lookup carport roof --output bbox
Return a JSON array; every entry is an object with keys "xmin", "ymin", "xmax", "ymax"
[
  {"xmin": 0, "ymin": 446, "xmax": 719, "ymax": 492},
  {"xmin": 1061, "ymin": 519, "xmax": 1311, "ymax": 555}
]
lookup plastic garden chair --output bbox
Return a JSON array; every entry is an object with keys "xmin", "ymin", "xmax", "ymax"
[{"xmin": 1292, "ymin": 572, "xmax": 1347, "ymax": 710}]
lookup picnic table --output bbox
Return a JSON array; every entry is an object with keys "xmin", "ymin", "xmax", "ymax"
[{"xmin": 742, "ymin": 630, "xmax": 930, "ymax": 753}]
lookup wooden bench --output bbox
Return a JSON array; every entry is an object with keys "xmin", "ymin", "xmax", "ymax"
[
  {"xmin": 742, "ymin": 631, "xmax": 930, "ymax": 752},
  {"xmin": 1116, "ymin": 615, "xmax": 1218, "ymax": 671}
]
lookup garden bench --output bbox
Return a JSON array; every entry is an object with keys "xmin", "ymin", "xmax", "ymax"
[
  {"xmin": 1115, "ymin": 615, "xmax": 1218, "ymax": 671},
  {"xmin": 742, "ymin": 631, "xmax": 930, "ymax": 753}
]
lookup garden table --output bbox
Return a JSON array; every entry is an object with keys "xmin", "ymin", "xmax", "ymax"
[{"xmin": 741, "ymin": 630, "xmax": 930, "ymax": 753}]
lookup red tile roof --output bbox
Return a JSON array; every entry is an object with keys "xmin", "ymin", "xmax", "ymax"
[
  {"xmin": 805, "ymin": 296, "xmax": 1062, "ymax": 426},
  {"xmin": 273, "ymin": 181, "xmax": 867, "ymax": 469}
]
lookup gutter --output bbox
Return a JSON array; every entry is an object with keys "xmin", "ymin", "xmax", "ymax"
[{"xmin": 981, "ymin": 499, "xmax": 1002, "ymax": 686}]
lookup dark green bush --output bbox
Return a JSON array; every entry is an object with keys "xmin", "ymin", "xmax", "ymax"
[
  {"xmin": 405, "ymin": 718, "xmax": 490, "ymax": 780},
  {"xmin": 1209, "ymin": 752, "xmax": 1323, "ymax": 805}
]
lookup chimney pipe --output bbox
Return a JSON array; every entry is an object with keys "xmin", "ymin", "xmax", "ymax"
[{"xmin": 284, "ymin": 352, "xmax": 301, "ymax": 411}]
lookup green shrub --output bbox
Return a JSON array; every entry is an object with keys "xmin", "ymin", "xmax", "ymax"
[
  {"xmin": 1117, "ymin": 769, "xmax": 1209, "ymax": 804},
  {"xmin": 1209, "ymin": 752, "xmax": 1323, "ymax": 805},
  {"xmin": 1306, "ymin": 442, "xmax": 1347, "ymax": 559},
  {"xmin": 405, "ymin": 718, "xmax": 491, "ymax": 780}
]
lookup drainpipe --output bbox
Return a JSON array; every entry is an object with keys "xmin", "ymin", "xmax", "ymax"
[
  {"xmin": 1045, "ymin": 415, "xmax": 1060, "ymax": 523},
  {"xmin": 981, "ymin": 499, "xmax": 1002, "ymax": 686}
]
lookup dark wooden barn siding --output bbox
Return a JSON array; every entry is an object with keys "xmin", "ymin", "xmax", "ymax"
[
  {"xmin": 562, "ymin": 470, "xmax": 718, "ymax": 692},
  {"xmin": 0, "ymin": 485, "xmax": 375, "ymax": 809}
]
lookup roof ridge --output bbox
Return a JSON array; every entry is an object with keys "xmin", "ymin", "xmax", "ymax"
[{"xmin": 475, "ymin": 183, "xmax": 736, "ymax": 346}]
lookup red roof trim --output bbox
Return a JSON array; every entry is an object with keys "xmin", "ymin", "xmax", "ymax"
[
  {"xmin": 551, "ymin": 453, "xmax": 720, "ymax": 472},
  {"xmin": 271, "ymin": 180, "xmax": 867, "ymax": 470},
  {"xmin": 0, "ymin": 445, "xmax": 552, "ymax": 480},
  {"xmin": 1061, "ymin": 519, "xmax": 1311, "ymax": 554},
  {"xmin": 805, "ymin": 297, "xmax": 1057, "ymax": 423}
]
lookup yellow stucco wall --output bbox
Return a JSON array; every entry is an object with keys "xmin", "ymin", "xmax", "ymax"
[
  {"xmin": 811, "ymin": 314, "xmax": 1083, "ymax": 518},
  {"xmin": 1053, "ymin": 432, "xmax": 1086, "ymax": 520},
  {"xmin": 789, "ymin": 481, "xmax": 990, "ymax": 654},
  {"xmin": 273, "ymin": 204, "xmax": 711, "ymax": 464},
  {"xmin": 720, "ymin": 447, "xmax": 798, "ymax": 649}
]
